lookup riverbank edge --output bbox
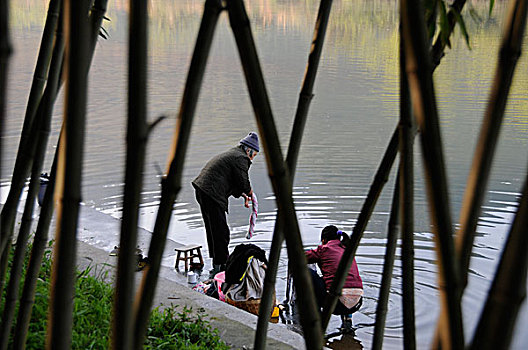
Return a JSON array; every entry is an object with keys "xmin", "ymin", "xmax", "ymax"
[{"xmin": 3, "ymin": 203, "xmax": 306, "ymax": 349}]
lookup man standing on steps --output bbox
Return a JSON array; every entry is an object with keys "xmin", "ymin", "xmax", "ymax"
[{"xmin": 192, "ymin": 132, "xmax": 259, "ymax": 279}]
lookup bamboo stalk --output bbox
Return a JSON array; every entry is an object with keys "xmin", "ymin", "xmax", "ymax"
[
  {"xmin": 254, "ymin": 1, "xmax": 334, "ymax": 348},
  {"xmin": 13, "ymin": 134, "xmax": 61, "ymax": 349},
  {"xmin": 0, "ymin": 10, "xmax": 65, "ymax": 347},
  {"xmin": 0, "ymin": 0, "xmax": 61, "ymax": 264},
  {"xmin": 372, "ymin": 173, "xmax": 400, "ymax": 350},
  {"xmin": 132, "ymin": 1, "xmax": 224, "ymax": 347},
  {"xmin": 46, "ymin": 0, "xmax": 90, "ymax": 348},
  {"xmin": 400, "ymin": 0, "xmax": 463, "ymax": 348},
  {"xmin": 112, "ymin": 0, "xmax": 148, "ymax": 348},
  {"xmin": 457, "ymin": 0, "xmax": 528, "ymax": 293},
  {"xmin": 470, "ymin": 164, "xmax": 528, "ymax": 350},
  {"xmin": 226, "ymin": 1, "xmax": 323, "ymax": 348},
  {"xmin": 321, "ymin": 128, "xmax": 398, "ymax": 330},
  {"xmin": 398, "ymin": 30, "xmax": 416, "ymax": 350}
]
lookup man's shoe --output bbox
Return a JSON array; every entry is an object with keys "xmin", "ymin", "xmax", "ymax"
[{"xmin": 208, "ymin": 264, "xmax": 225, "ymax": 279}]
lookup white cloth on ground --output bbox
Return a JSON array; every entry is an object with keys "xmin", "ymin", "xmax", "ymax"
[{"xmin": 225, "ymin": 257, "xmax": 266, "ymax": 301}]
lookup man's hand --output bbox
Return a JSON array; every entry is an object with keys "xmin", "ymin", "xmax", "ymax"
[{"xmin": 243, "ymin": 194, "xmax": 250, "ymax": 208}]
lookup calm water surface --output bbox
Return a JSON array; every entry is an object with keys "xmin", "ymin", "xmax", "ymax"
[{"xmin": 3, "ymin": 0, "xmax": 528, "ymax": 348}]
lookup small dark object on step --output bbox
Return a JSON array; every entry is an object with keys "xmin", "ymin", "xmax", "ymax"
[
  {"xmin": 136, "ymin": 255, "xmax": 149, "ymax": 271},
  {"xmin": 109, "ymin": 245, "xmax": 142, "ymax": 257},
  {"xmin": 109, "ymin": 246, "xmax": 119, "ymax": 256},
  {"xmin": 37, "ymin": 173, "xmax": 50, "ymax": 206}
]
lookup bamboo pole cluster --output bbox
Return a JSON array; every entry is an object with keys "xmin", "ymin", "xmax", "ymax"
[
  {"xmin": 0, "ymin": 0, "xmax": 527, "ymax": 349},
  {"xmin": 318, "ymin": 0, "xmax": 528, "ymax": 348},
  {"xmin": 0, "ymin": 0, "xmax": 62, "ymax": 287},
  {"xmin": 0, "ymin": 0, "xmax": 108, "ymax": 348},
  {"xmin": 0, "ymin": 6, "xmax": 65, "ymax": 348}
]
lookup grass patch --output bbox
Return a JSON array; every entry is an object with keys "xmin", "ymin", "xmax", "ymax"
[{"xmin": 1, "ymin": 243, "xmax": 229, "ymax": 349}]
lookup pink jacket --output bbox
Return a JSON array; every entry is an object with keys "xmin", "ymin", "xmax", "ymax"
[{"xmin": 305, "ymin": 239, "xmax": 363, "ymax": 290}]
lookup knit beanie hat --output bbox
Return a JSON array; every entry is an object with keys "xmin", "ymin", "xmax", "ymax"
[{"xmin": 239, "ymin": 132, "xmax": 259, "ymax": 152}]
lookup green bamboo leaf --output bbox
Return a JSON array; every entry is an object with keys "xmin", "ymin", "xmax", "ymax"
[
  {"xmin": 489, "ymin": 0, "xmax": 495, "ymax": 16},
  {"xmin": 426, "ymin": 0, "xmax": 438, "ymax": 40},
  {"xmin": 438, "ymin": 0, "xmax": 450, "ymax": 48},
  {"xmin": 453, "ymin": 8, "xmax": 471, "ymax": 49}
]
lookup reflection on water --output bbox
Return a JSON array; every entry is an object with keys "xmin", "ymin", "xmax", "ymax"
[{"xmin": 3, "ymin": 0, "xmax": 528, "ymax": 348}]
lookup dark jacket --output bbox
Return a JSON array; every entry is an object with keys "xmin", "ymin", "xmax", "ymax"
[
  {"xmin": 224, "ymin": 243, "xmax": 268, "ymax": 285},
  {"xmin": 192, "ymin": 146, "xmax": 252, "ymax": 212},
  {"xmin": 305, "ymin": 239, "xmax": 363, "ymax": 290}
]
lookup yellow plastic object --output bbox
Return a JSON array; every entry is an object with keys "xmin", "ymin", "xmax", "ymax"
[{"xmin": 271, "ymin": 306, "xmax": 279, "ymax": 318}]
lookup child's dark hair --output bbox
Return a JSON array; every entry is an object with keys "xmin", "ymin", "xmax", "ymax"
[{"xmin": 321, "ymin": 225, "xmax": 350, "ymax": 246}]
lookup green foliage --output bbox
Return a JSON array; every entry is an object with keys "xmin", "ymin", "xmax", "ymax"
[
  {"xmin": 146, "ymin": 306, "xmax": 230, "ymax": 350},
  {"xmin": 438, "ymin": 0, "xmax": 451, "ymax": 48},
  {"xmin": 1, "ymin": 242, "xmax": 229, "ymax": 349},
  {"xmin": 71, "ymin": 268, "xmax": 113, "ymax": 349},
  {"xmin": 24, "ymin": 245, "xmax": 53, "ymax": 350},
  {"xmin": 424, "ymin": 0, "xmax": 475, "ymax": 50},
  {"xmin": 425, "ymin": 0, "xmax": 439, "ymax": 40},
  {"xmin": 452, "ymin": 7, "xmax": 471, "ymax": 49}
]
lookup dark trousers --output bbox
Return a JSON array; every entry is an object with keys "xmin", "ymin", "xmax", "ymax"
[
  {"xmin": 309, "ymin": 268, "xmax": 362, "ymax": 315},
  {"xmin": 194, "ymin": 188, "xmax": 230, "ymax": 265}
]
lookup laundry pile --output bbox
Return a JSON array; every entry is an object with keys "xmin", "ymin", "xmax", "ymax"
[{"xmin": 192, "ymin": 243, "xmax": 279, "ymax": 319}]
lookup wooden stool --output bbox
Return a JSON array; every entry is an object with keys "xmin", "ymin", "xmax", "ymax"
[{"xmin": 174, "ymin": 244, "xmax": 204, "ymax": 272}]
